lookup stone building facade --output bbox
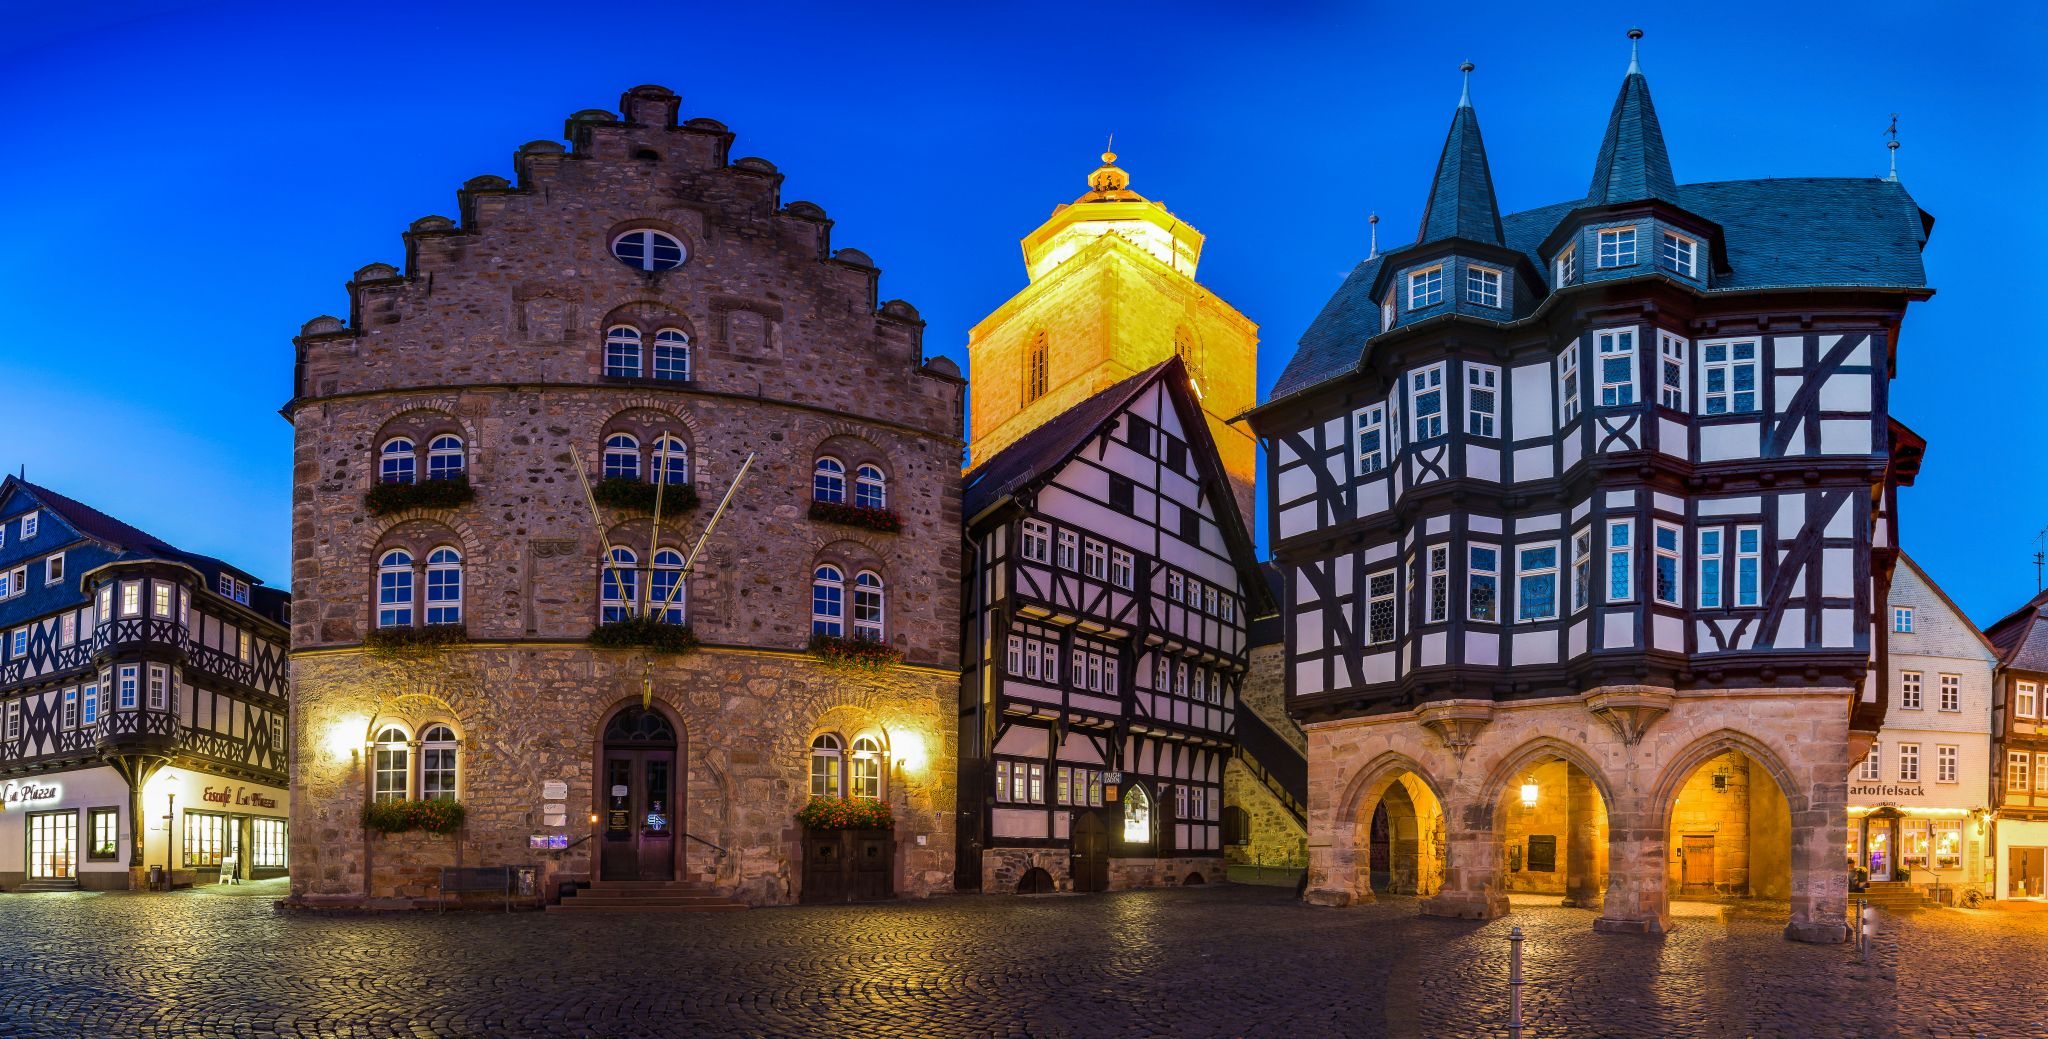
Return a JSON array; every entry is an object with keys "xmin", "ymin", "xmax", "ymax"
[{"xmin": 284, "ymin": 86, "xmax": 964, "ymax": 908}]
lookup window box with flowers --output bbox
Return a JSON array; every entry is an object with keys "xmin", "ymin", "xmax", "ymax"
[
  {"xmin": 587, "ymin": 616, "xmax": 700, "ymax": 654},
  {"xmin": 798, "ymin": 797, "xmax": 895, "ymax": 903},
  {"xmin": 365, "ymin": 474, "xmax": 477, "ymax": 517},
  {"xmin": 364, "ymin": 623, "xmax": 469, "ymax": 657},
  {"xmin": 807, "ymin": 500, "xmax": 902, "ymax": 533},
  {"xmin": 362, "ymin": 798, "xmax": 468, "ymax": 835},
  {"xmin": 592, "ymin": 477, "xmax": 699, "ymax": 514},
  {"xmin": 808, "ymin": 633, "xmax": 902, "ymax": 671}
]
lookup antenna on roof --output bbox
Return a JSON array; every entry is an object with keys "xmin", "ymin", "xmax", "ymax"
[
  {"xmin": 1886, "ymin": 113, "xmax": 1900, "ymax": 181},
  {"xmin": 2033, "ymin": 525, "xmax": 2047, "ymax": 592},
  {"xmin": 1627, "ymin": 27, "xmax": 1643, "ymax": 74},
  {"xmin": 1367, "ymin": 212, "xmax": 1380, "ymax": 260}
]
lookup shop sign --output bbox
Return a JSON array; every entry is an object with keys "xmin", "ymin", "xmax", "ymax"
[
  {"xmin": 202, "ymin": 785, "xmax": 280, "ymax": 809},
  {"xmin": 1851, "ymin": 783, "xmax": 1924, "ymax": 799},
  {"xmin": 0, "ymin": 781, "xmax": 59, "ymax": 809}
]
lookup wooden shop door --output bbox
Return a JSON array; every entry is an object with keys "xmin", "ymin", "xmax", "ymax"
[
  {"xmin": 1072, "ymin": 812, "xmax": 1110, "ymax": 893},
  {"xmin": 1681, "ymin": 836, "xmax": 1716, "ymax": 889}
]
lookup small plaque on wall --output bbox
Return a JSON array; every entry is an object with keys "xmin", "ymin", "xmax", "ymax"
[
  {"xmin": 1526, "ymin": 835, "xmax": 1558, "ymax": 873},
  {"xmin": 542, "ymin": 781, "xmax": 568, "ymax": 800}
]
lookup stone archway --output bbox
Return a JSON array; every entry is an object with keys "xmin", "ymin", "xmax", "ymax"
[
  {"xmin": 1473, "ymin": 738, "xmax": 1618, "ymax": 920},
  {"xmin": 1312, "ymin": 752, "xmax": 1448, "ymax": 907}
]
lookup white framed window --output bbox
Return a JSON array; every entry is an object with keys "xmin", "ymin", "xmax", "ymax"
[
  {"xmin": 994, "ymin": 760, "xmax": 1012, "ymax": 802},
  {"xmin": 1596, "ymin": 329, "xmax": 1636, "ymax": 407},
  {"xmin": 853, "ymin": 465, "xmax": 886, "ymax": 509},
  {"xmin": 604, "ymin": 325, "xmax": 643, "ymax": 378},
  {"xmin": 1154, "ymin": 656, "xmax": 1169, "ymax": 691},
  {"xmin": 426, "ymin": 435, "xmax": 465, "ymax": 480},
  {"xmin": 811, "ymin": 565, "xmax": 845, "ymax": 637},
  {"xmin": 1937, "ymin": 745, "xmax": 1958, "ymax": 784},
  {"xmin": 1700, "ymin": 340, "xmax": 1760, "ymax": 414},
  {"xmin": 59, "ymin": 613, "xmax": 74, "ymax": 646},
  {"xmin": 376, "ymin": 549, "xmax": 414, "ymax": 628},
  {"xmin": 373, "ymin": 726, "xmax": 410, "ymax": 803},
  {"xmin": 1658, "ymin": 333, "xmax": 1687, "ymax": 410},
  {"xmin": 1940, "ymin": 674, "xmax": 1960, "ymax": 712},
  {"xmin": 1468, "ymin": 545, "xmax": 1499, "ymax": 622},
  {"xmin": 421, "ymin": 724, "xmax": 459, "ymax": 801},
  {"xmin": 19, "ymin": 511, "xmax": 36, "ymax": 539},
  {"xmin": 602, "ymin": 434, "xmax": 641, "ymax": 480},
  {"xmin": 1735, "ymin": 526, "xmax": 1763, "ymax": 607},
  {"xmin": 152, "ymin": 583, "xmax": 173, "ymax": 618},
  {"xmin": 1366, "ymin": 570, "xmax": 1396, "ymax": 645},
  {"xmin": 1698, "ymin": 529, "xmax": 1723, "ymax": 609},
  {"xmin": 4, "ymin": 700, "xmax": 16, "ymax": 740},
  {"xmin": 1652, "ymin": 523, "xmax": 1681, "ymax": 606},
  {"xmin": 237, "ymin": 630, "xmax": 251, "ymax": 662},
  {"xmin": 1041, "ymin": 642, "xmax": 1058, "ymax": 683},
  {"xmin": 811, "ymin": 734, "xmax": 844, "ymax": 798},
  {"xmin": 599, "ymin": 547, "xmax": 638, "ymax": 624},
  {"xmin": 1660, "ymin": 231, "xmax": 1698, "ymax": 278},
  {"xmin": 651, "ymin": 437, "xmax": 689, "ymax": 486},
  {"xmin": 852, "ymin": 571, "xmax": 885, "ymax": 641},
  {"xmin": 146, "ymin": 664, "xmax": 168, "ymax": 711},
  {"xmin": 1861, "ymin": 743, "xmax": 1882, "ymax": 782},
  {"xmin": 8, "ymin": 629, "xmax": 23, "ymax": 659},
  {"xmin": 1408, "ymin": 363, "xmax": 1446, "ymax": 441},
  {"xmin": 82, "ymin": 682, "xmax": 99, "ymax": 726},
  {"xmin": 1354, "ymin": 404, "xmax": 1387, "ymax": 475},
  {"xmin": 1109, "ymin": 549, "xmax": 1135, "ymax": 590},
  {"xmin": 611, "ymin": 229, "xmax": 686, "ymax": 271},
  {"xmin": 1466, "ymin": 265, "xmax": 1502, "ymax": 308},
  {"xmin": 1203, "ymin": 586, "xmax": 1219, "ymax": 614},
  {"xmin": 120, "ymin": 581, "xmax": 141, "ymax": 617},
  {"xmin": 1055, "ymin": 530, "xmax": 1078, "ymax": 570},
  {"xmin": 1167, "ymin": 573, "xmax": 1184, "ymax": 602},
  {"xmin": 379, "ymin": 438, "xmax": 417, "ymax": 484},
  {"xmin": 0, "ymin": 571, "xmax": 10, "ymax": 600},
  {"xmin": 424, "ymin": 547, "xmax": 462, "ymax": 625},
  {"xmin": 44, "ymin": 553, "xmax": 63, "ymax": 586},
  {"xmin": 652, "ymin": 328, "xmax": 690, "ymax": 381},
  {"xmin": 62, "ymin": 687, "xmax": 77, "ymax": 730},
  {"xmin": 1516, "ymin": 544, "xmax": 1559, "ymax": 622},
  {"xmin": 1607, "ymin": 520, "xmax": 1635, "ymax": 603},
  {"xmin": 2019, "ymin": 681, "xmax": 2039, "ymax": 719},
  {"xmin": 1893, "ymin": 607, "xmax": 1914, "ymax": 634},
  {"xmin": 1083, "ymin": 540, "xmax": 1107, "ymax": 581},
  {"xmin": 1005, "ymin": 635, "xmax": 1023, "ymax": 675},
  {"xmin": 1465, "ymin": 363, "xmax": 1499, "ymax": 437},
  {"xmin": 1900, "ymin": 670, "xmax": 1923, "ymax": 710},
  {"xmin": 1571, "ymin": 528, "xmax": 1593, "ymax": 613},
  {"xmin": 1380, "ymin": 290, "xmax": 1395, "ymax": 332},
  {"xmin": 1426, "ymin": 545, "xmax": 1450, "ymax": 623},
  {"xmin": 811, "ymin": 456, "xmax": 845, "ymax": 503},
  {"xmin": 118, "ymin": 665, "xmax": 138, "ymax": 709},
  {"xmin": 1021, "ymin": 638, "xmax": 1042, "ymax": 680},
  {"xmin": 1554, "ymin": 244, "xmax": 1577, "ymax": 287},
  {"xmin": 1558, "ymin": 343, "xmax": 1582, "ymax": 423},
  {"xmin": 1408, "ymin": 265, "xmax": 1444, "ymax": 309},
  {"xmin": 1597, "ymin": 227, "xmax": 1637, "ymax": 267},
  {"xmin": 2007, "ymin": 751, "xmax": 2029, "ymax": 794},
  {"xmin": 1220, "ymin": 596, "xmax": 1234, "ymax": 623},
  {"xmin": 1899, "ymin": 743, "xmax": 1920, "ymax": 782},
  {"xmin": 1019, "ymin": 520, "xmax": 1050, "ymax": 564},
  {"xmin": 1175, "ymin": 662, "xmax": 1189, "ymax": 697}
]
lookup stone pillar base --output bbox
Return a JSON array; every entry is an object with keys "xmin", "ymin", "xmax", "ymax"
[
  {"xmin": 1304, "ymin": 886, "xmax": 1358, "ymax": 907},
  {"xmin": 1783, "ymin": 919, "xmax": 1848, "ymax": 944},
  {"xmin": 1421, "ymin": 891, "xmax": 1504, "ymax": 920},
  {"xmin": 1559, "ymin": 896, "xmax": 1605, "ymax": 910},
  {"xmin": 1592, "ymin": 913, "xmax": 1670, "ymax": 935}
]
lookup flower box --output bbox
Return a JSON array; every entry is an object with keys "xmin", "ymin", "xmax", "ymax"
[
  {"xmin": 592, "ymin": 478, "xmax": 699, "ymax": 514},
  {"xmin": 362, "ymin": 798, "xmax": 467, "ymax": 835},
  {"xmin": 365, "ymin": 475, "xmax": 476, "ymax": 516},
  {"xmin": 588, "ymin": 617, "xmax": 700, "ymax": 654},
  {"xmin": 797, "ymin": 796, "xmax": 894, "ymax": 831},
  {"xmin": 808, "ymin": 500, "xmax": 902, "ymax": 533},
  {"xmin": 807, "ymin": 633, "xmax": 902, "ymax": 671},
  {"xmin": 364, "ymin": 623, "xmax": 469, "ymax": 656}
]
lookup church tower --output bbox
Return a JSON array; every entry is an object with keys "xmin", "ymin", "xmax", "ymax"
[{"xmin": 966, "ymin": 149, "xmax": 1260, "ymax": 525}]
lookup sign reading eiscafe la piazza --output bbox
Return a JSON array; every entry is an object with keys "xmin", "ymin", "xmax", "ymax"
[
  {"xmin": 203, "ymin": 785, "xmax": 280, "ymax": 809},
  {"xmin": 1, "ymin": 780, "xmax": 60, "ymax": 807}
]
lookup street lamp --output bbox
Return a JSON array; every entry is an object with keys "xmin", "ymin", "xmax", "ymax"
[
  {"xmin": 159, "ymin": 771, "xmax": 179, "ymax": 890},
  {"xmin": 1519, "ymin": 779, "xmax": 1539, "ymax": 809}
]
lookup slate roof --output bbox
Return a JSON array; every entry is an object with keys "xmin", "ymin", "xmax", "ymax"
[
  {"xmin": 1268, "ymin": 177, "xmax": 1931, "ymax": 402},
  {"xmin": 1417, "ymin": 102, "xmax": 1504, "ymax": 247},
  {"xmin": 1984, "ymin": 588, "xmax": 2048, "ymax": 673},
  {"xmin": 1588, "ymin": 70, "xmax": 1680, "ymax": 207},
  {"xmin": 963, "ymin": 363, "xmax": 1169, "ymax": 522}
]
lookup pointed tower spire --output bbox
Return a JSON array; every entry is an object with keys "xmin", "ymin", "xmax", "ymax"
[
  {"xmin": 1417, "ymin": 62, "xmax": 1504, "ymax": 247},
  {"xmin": 1587, "ymin": 28, "xmax": 1680, "ymax": 207}
]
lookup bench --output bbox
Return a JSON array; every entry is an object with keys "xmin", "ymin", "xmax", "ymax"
[{"xmin": 437, "ymin": 866, "xmax": 515, "ymax": 912}]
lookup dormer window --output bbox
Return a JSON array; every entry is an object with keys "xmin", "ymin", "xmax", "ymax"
[
  {"xmin": 1660, "ymin": 232, "xmax": 1698, "ymax": 278},
  {"xmin": 1555, "ymin": 245, "xmax": 1577, "ymax": 287},
  {"xmin": 1380, "ymin": 291, "xmax": 1394, "ymax": 332},
  {"xmin": 1597, "ymin": 228, "xmax": 1637, "ymax": 268},
  {"xmin": 1408, "ymin": 266, "xmax": 1445, "ymax": 310},
  {"xmin": 1466, "ymin": 266, "xmax": 1502, "ymax": 308}
]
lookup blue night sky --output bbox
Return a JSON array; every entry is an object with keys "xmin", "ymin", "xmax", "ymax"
[{"xmin": 0, "ymin": 1, "xmax": 2042, "ymax": 624}]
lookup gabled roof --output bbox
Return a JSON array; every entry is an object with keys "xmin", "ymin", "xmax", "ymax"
[
  {"xmin": 1896, "ymin": 553, "xmax": 1997, "ymax": 659},
  {"xmin": 1587, "ymin": 67, "xmax": 1680, "ymax": 207},
  {"xmin": 1416, "ymin": 100, "xmax": 1504, "ymax": 247},
  {"xmin": 964, "ymin": 359, "xmax": 1274, "ymax": 617},
  {"xmin": 0, "ymin": 477, "xmax": 277, "ymax": 610}
]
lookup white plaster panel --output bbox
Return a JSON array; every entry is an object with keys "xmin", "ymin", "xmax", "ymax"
[
  {"xmin": 1845, "ymin": 336, "xmax": 1871, "ymax": 366},
  {"xmin": 1605, "ymin": 490, "xmax": 1637, "ymax": 509},
  {"xmin": 995, "ymin": 725, "xmax": 1050, "ymax": 757},
  {"xmin": 1295, "ymin": 611, "xmax": 1323, "ymax": 654},
  {"xmin": 1823, "ymin": 548, "xmax": 1854, "ymax": 597},
  {"xmin": 1334, "ymin": 558, "xmax": 1355, "ymax": 597},
  {"xmin": 1821, "ymin": 420, "xmax": 1872, "ymax": 455},
  {"xmin": 1362, "ymin": 651, "xmax": 1395, "ymax": 684},
  {"xmin": 1513, "ymin": 446, "xmax": 1554, "ymax": 483},
  {"xmin": 1359, "ymin": 481, "xmax": 1389, "ymax": 517},
  {"xmin": 992, "ymin": 809, "xmax": 1048, "ymax": 839},
  {"xmin": 1568, "ymin": 619, "xmax": 1588, "ymax": 658},
  {"xmin": 1658, "ymin": 418, "xmax": 1688, "ymax": 458},
  {"xmin": 1323, "ymin": 417, "xmax": 1346, "ymax": 445},
  {"xmin": 1818, "ymin": 371, "xmax": 1871, "ymax": 413},
  {"xmin": 1059, "ymin": 732, "xmax": 1106, "ymax": 764},
  {"xmin": 1779, "ymin": 494, "xmax": 1805, "ymax": 530},
  {"xmin": 1561, "ymin": 434, "xmax": 1582, "ymax": 471},
  {"xmin": 1602, "ymin": 611, "xmax": 1634, "ymax": 649},
  {"xmin": 1697, "ymin": 496, "xmax": 1762, "ymax": 517},
  {"xmin": 1570, "ymin": 499, "xmax": 1591, "ymax": 522},
  {"xmin": 1826, "ymin": 498, "xmax": 1856, "ymax": 538},
  {"xmin": 1823, "ymin": 608, "xmax": 1857, "ymax": 648},
  {"xmin": 1513, "ymin": 630, "xmax": 1557, "ymax": 664},
  {"xmin": 1465, "ymin": 631, "xmax": 1500, "ymax": 666},
  {"xmin": 1510, "ymin": 363, "xmax": 1553, "ymax": 440},
  {"xmin": 1275, "ymin": 464, "xmax": 1315, "ymax": 505},
  {"xmin": 1323, "ymin": 453, "xmax": 1348, "ymax": 487},
  {"xmin": 1331, "ymin": 654, "xmax": 1351, "ymax": 690},
  {"xmin": 1294, "ymin": 659, "xmax": 1323, "ymax": 697},
  {"xmin": 1421, "ymin": 631, "xmax": 1447, "ymax": 666},
  {"xmin": 1278, "ymin": 502, "xmax": 1313, "ymax": 540},
  {"xmin": 1469, "ymin": 515, "xmax": 1503, "ymax": 535},
  {"xmin": 1363, "ymin": 542, "xmax": 1397, "ymax": 564},
  {"xmin": 1426, "ymin": 515, "xmax": 1451, "ymax": 536},
  {"xmin": 1654, "ymin": 613, "xmax": 1683, "ymax": 652},
  {"xmin": 1776, "ymin": 608, "xmax": 1806, "ymax": 648},
  {"xmin": 1774, "ymin": 335, "xmax": 1807, "ymax": 368},
  {"xmin": 1294, "ymin": 567, "xmax": 1320, "ymax": 606},
  {"xmin": 1054, "ymin": 813, "xmax": 1070, "ymax": 839},
  {"xmin": 1653, "ymin": 492, "xmax": 1684, "ymax": 516},
  {"xmin": 1277, "ymin": 437, "xmax": 1300, "ymax": 467},
  {"xmin": 1699, "ymin": 423, "xmax": 1760, "ymax": 462},
  {"xmin": 1514, "ymin": 514, "xmax": 1561, "ymax": 533},
  {"xmin": 1467, "ymin": 445, "xmax": 1500, "ymax": 482}
]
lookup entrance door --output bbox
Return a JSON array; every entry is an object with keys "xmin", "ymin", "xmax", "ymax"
[
  {"xmin": 1867, "ymin": 826, "xmax": 1891, "ymax": 879},
  {"xmin": 599, "ymin": 707, "xmax": 679, "ymax": 882},
  {"xmin": 1681, "ymin": 836, "xmax": 1716, "ymax": 889},
  {"xmin": 27, "ymin": 811, "xmax": 77, "ymax": 880},
  {"xmin": 1071, "ymin": 812, "xmax": 1110, "ymax": 892},
  {"xmin": 2011, "ymin": 847, "xmax": 2047, "ymax": 899},
  {"xmin": 1369, "ymin": 802, "xmax": 1392, "ymax": 892}
]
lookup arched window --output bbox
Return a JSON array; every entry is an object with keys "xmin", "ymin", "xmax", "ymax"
[
  {"xmin": 809, "ymin": 734, "xmax": 843, "ymax": 798},
  {"xmin": 380, "ymin": 438, "xmax": 417, "ymax": 485},
  {"xmin": 420, "ymin": 724, "xmax": 458, "ymax": 801},
  {"xmin": 652, "ymin": 437, "xmax": 689, "ymax": 486},
  {"xmin": 850, "ymin": 736, "xmax": 883, "ymax": 801},
  {"xmin": 601, "ymin": 547, "xmax": 638, "ymax": 623},
  {"xmin": 603, "ymin": 434, "xmax": 641, "ymax": 480},
  {"xmin": 611, "ymin": 229, "xmax": 687, "ymax": 272},
  {"xmin": 813, "ymin": 457, "xmax": 846, "ymax": 504},
  {"xmin": 604, "ymin": 326, "xmax": 642, "ymax": 378},
  {"xmin": 424, "ymin": 547, "xmax": 462, "ymax": 625},
  {"xmin": 372, "ymin": 726, "xmax": 410, "ymax": 802},
  {"xmin": 652, "ymin": 328, "xmax": 690, "ymax": 381},
  {"xmin": 855, "ymin": 465, "xmax": 887, "ymax": 510},
  {"xmin": 852, "ymin": 571, "xmax": 884, "ymax": 642},
  {"xmin": 1123, "ymin": 783, "xmax": 1153, "ymax": 843},
  {"xmin": 1025, "ymin": 331, "xmax": 1049, "ymax": 402},
  {"xmin": 377, "ymin": 549, "xmax": 414, "ymax": 628},
  {"xmin": 812, "ymin": 565, "xmax": 844, "ymax": 637},
  {"xmin": 648, "ymin": 548, "xmax": 685, "ymax": 624},
  {"xmin": 426, "ymin": 435, "xmax": 465, "ymax": 480}
]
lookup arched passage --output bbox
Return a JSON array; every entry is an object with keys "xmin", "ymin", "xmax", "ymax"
[
  {"xmin": 1663, "ymin": 748, "xmax": 1793, "ymax": 901},
  {"xmin": 1483, "ymin": 741, "xmax": 1614, "ymax": 914},
  {"xmin": 1316, "ymin": 754, "xmax": 1447, "ymax": 906}
]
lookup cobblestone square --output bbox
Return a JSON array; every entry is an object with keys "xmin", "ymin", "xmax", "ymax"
[{"xmin": 1, "ymin": 882, "xmax": 2043, "ymax": 1038}]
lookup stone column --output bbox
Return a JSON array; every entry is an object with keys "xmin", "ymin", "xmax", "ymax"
[
  {"xmin": 1594, "ymin": 797, "xmax": 1670, "ymax": 933},
  {"xmin": 1563, "ymin": 765, "xmax": 1600, "ymax": 907},
  {"xmin": 1785, "ymin": 777, "xmax": 1850, "ymax": 943},
  {"xmin": 1422, "ymin": 800, "xmax": 1504, "ymax": 920}
]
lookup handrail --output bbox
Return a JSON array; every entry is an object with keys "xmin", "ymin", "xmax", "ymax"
[
  {"xmin": 1907, "ymin": 864, "xmax": 1944, "ymax": 905},
  {"xmin": 685, "ymin": 832, "xmax": 728, "ymax": 856}
]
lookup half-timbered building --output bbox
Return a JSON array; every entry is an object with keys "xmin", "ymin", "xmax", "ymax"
[
  {"xmin": 1985, "ymin": 589, "xmax": 2048, "ymax": 900},
  {"xmin": 958, "ymin": 359, "xmax": 1270, "ymax": 892},
  {"xmin": 0, "ymin": 478, "xmax": 290, "ymax": 891},
  {"xmin": 1247, "ymin": 38, "xmax": 1934, "ymax": 941}
]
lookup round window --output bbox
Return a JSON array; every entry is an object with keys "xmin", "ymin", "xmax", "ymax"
[{"xmin": 611, "ymin": 229, "xmax": 687, "ymax": 272}]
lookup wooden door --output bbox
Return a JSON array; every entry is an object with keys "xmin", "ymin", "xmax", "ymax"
[
  {"xmin": 1072, "ymin": 812, "xmax": 1110, "ymax": 892},
  {"xmin": 1681, "ymin": 836, "xmax": 1715, "ymax": 888},
  {"xmin": 599, "ymin": 707, "xmax": 679, "ymax": 882}
]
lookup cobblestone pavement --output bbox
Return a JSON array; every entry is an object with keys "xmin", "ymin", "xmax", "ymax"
[{"xmin": 1, "ymin": 881, "xmax": 2045, "ymax": 1038}]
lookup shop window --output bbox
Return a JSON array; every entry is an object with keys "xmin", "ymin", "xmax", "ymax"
[
  {"xmin": 252, "ymin": 818, "xmax": 288, "ymax": 868},
  {"xmin": 87, "ymin": 807, "xmax": 119, "ymax": 861},
  {"xmin": 182, "ymin": 811, "xmax": 231, "ymax": 868}
]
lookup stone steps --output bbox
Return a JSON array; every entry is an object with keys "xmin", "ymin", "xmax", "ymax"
[
  {"xmin": 546, "ymin": 880, "xmax": 748, "ymax": 914},
  {"xmin": 14, "ymin": 879, "xmax": 81, "ymax": 893}
]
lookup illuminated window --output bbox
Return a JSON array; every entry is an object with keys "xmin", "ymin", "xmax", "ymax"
[
  {"xmin": 849, "ymin": 736, "xmax": 882, "ymax": 801},
  {"xmin": 600, "ymin": 547, "xmax": 638, "ymax": 624},
  {"xmin": 852, "ymin": 571, "xmax": 885, "ymax": 641},
  {"xmin": 854, "ymin": 465, "xmax": 887, "ymax": 509},
  {"xmin": 2019, "ymin": 681, "xmax": 2038, "ymax": 719},
  {"xmin": 604, "ymin": 326, "xmax": 643, "ymax": 378},
  {"xmin": 87, "ymin": 808, "xmax": 119, "ymax": 861},
  {"xmin": 427, "ymin": 435, "xmax": 465, "ymax": 480},
  {"xmin": 603, "ymin": 434, "xmax": 641, "ymax": 480},
  {"xmin": 153, "ymin": 583, "xmax": 173, "ymax": 618},
  {"xmin": 182, "ymin": 811, "xmax": 230, "ymax": 868},
  {"xmin": 252, "ymin": 818, "xmax": 288, "ymax": 868},
  {"xmin": 813, "ymin": 457, "xmax": 846, "ymax": 504},
  {"xmin": 373, "ymin": 727, "xmax": 410, "ymax": 802},
  {"xmin": 611, "ymin": 229, "xmax": 686, "ymax": 272},
  {"xmin": 420, "ymin": 724, "xmax": 458, "ymax": 801},
  {"xmin": 380, "ymin": 438, "xmax": 417, "ymax": 484},
  {"xmin": 652, "ymin": 328, "xmax": 690, "ymax": 381},
  {"xmin": 1123, "ymin": 784, "xmax": 1152, "ymax": 843},
  {"xmin": 812, "ymin": 565, "xmax": 845, "ymax": 637},
  {"xmin": 377, "ymin": 549, "xmax": 414, "ymax": 628},
  {"xmin": 424, "ymin": 547, "xmax": 462, "ymax": 625},
  {"xmin": 810, "ymin": 735, "xmax": 842, "ymax": 798}
]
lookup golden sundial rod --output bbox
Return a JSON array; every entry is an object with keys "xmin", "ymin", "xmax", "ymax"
[
  {"xmin": 647, "ymin": 431, "xmax": 673, "ymax": 578},
  {"xmin": 572, "ymin": 447, "xmax": 634, "ymax": 619}
]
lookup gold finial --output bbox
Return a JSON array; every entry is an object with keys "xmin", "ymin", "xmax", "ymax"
[{"xmin": 1088, "ymin": 136, "xmax": 1130, "ymax": 194}]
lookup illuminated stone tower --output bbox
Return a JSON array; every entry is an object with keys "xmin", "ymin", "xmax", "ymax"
[{"xmin": 966, "ymin": 149, "xmax": 1260, "ymax": 524}]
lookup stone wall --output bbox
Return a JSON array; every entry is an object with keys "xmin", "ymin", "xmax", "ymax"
[
  {"xmin": 1240, "ymin": 642, "xmax": 1303, "ymax": 753},
  {"xmin": 982, "ymin": 848, "xmax": 1071, "ymax": 893},
  {"xmin": 1110, "ymin": 855, "xmax": 1225, "ymax": 890},
  {"xmin": 1222, "ymin": 758, "xmax": 1305, "ymax": 867}
]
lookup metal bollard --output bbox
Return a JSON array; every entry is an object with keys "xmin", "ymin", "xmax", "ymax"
[
  {"xmin": 1508, "ymin": 924, "xmax": 1525, "ymax": 1039},
  {"xmin": 1856, "ymin": 897, "xmax": 1868, "ymax": 961}
]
